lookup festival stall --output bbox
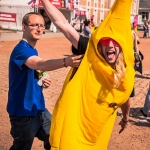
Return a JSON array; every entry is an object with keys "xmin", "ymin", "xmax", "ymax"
[
  {"xmin": 0, "ymin": 0, "xmax": 85, "ymax": 31},
  {"xmin": 75, "ymin": 7, "xmax": 86, "ymax": 21},
  {"xmin": 0, "ymin": 0, "xmax": 33, "ymax": 30},
  {"xmin": 38, "ymin": 0, "xmax": 78, "ymax": 23}
]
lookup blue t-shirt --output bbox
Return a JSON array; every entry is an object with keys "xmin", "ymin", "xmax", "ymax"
[{"xmin": 7, "ymin": 40, "xmax": 45, "ymax": 116}]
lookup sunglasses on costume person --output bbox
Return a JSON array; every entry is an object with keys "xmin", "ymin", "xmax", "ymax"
[{"xmin": 99, "ymin": 37, "xmax": 120, "ymax": 47}]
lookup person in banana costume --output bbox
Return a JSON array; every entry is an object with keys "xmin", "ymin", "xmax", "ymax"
[{"xmin": 40, "ymin": 0, "xmax": 135, "ymax": 149}]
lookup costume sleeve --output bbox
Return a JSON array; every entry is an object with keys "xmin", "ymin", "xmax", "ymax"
[
  {"xmin": 14, "ymin": 47, "xmax": 38, "ymax": 69},
  {"xmin": 72, "ymin": 35, "xmax": 89, "ymax": 55}
]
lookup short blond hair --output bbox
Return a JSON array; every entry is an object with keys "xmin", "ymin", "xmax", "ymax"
[{"xmin": 22, "ymin": 12, "xmax": 43, "ymax": 25}]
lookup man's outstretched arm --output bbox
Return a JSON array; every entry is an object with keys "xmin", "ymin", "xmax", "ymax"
[
  {"xmin": 25, "ymin": 54, "xmax": 83, "ymax": 71},
  {"xmin": 41, "ymin": 0, "xmax": 79, "ymax": 49}
]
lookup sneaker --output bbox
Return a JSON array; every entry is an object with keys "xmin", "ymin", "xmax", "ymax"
[
  {"xmin": 140, "ymin": 108, "xmax": 148, "ymax": 117},
  {"xmin": 138, "ymin": 119, "xmax": 149, "ymax": 123}
]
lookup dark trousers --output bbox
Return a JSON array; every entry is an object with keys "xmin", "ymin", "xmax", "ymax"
[
  {"xmin": 9, "ymin": 109, "xmax": 51, "ymax": 150},
  {"xmin": 143, "ymin": 29, "xmax": 148, "ymax": 38}
]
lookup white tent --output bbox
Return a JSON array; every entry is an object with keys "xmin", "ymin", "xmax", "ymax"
[{"xmin": 0, "ymin": 0, "xmax": 34, "ymax": 30}]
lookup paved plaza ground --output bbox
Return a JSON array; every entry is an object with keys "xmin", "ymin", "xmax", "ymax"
[{"xmin": 0, "ymin": 31, "xmax": 150, "ymax": 150}]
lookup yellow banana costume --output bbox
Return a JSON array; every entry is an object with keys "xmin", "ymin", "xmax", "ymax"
[{"xmin": 50, "ymin": 0, "xmax": 135, "ymax": 149}]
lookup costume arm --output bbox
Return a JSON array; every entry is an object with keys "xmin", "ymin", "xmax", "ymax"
[{"xmin": 41, "ymin": 0, "xmax": 79, "ymax": 49}]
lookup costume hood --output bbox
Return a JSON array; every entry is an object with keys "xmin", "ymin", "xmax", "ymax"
[{"xmin": 92, "ymin": 0, "xmax": 134, "ymax": 65}]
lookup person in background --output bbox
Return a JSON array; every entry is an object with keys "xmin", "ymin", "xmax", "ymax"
[
  {"xmin": 132, "ymin": 27, "xmax": 143, "ymax": 74},
  {"xmin": 80, "ymin": 19, "xmax": 84, "ymax": 33},
  {"xmin": 74, "ymin": 19, "xmax": 81, "ymax": 33},
  {"xmin": 148, "ymin": 20, "xmax": 150, "ymax": 38},
  {"xmin": 140, "ymin": 88, "xmax": 150, "ymax": 118},
  {"xmin": 143, "ymin": 20, "xmax": 148, "ymax": 38},
  {"xmin": 8, "ymin": 12, "xmax": 82, "ymax": 150},
  {"xmin": 83, "ymin": 19, "xmax": 91, "ymax": 38},
  {"xmin": 43, "ymin": 11, "xmax": 51, "ymax": 29},
  {"xmin": 70, "ymin": 18, "xmax": 75, "ymax": 27},
  {"xmin": 123, "ymin": 27, "xmax": 142, "ymax": 126},
  {"xmin": 91, "ymin": 18, "xmax": 96, "ymax": 29}
]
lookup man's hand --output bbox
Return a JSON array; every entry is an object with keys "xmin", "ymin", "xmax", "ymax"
[
  {"xmin": 119, "ymin": 119, "xmax": 128, "ymax": 134},
  {"xmin": 42, "ymin": 78, "xmax": 51, "ymax": 88},
  {"xmin": 65, "ymin": 54, "xmax": 83, "ymax": 68}
]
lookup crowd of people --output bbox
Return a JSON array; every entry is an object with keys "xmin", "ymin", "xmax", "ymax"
[
  {"xmin": 71, "ymin": 18, "xmax": 97, "ymax": 38},
  {"xmin": 7, "ymin": 0, "xmax": 149, "ymax": 150},
  {"xmin": 36, "ymin": 9, "xmax": 97, "ymax": 36}
]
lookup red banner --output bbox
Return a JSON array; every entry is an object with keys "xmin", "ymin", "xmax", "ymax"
[
  {"xmin": 0, "ymin": 12, "xmax": 16, "ymax": 22},
  {"xmin": 39, "ymin": 0, "xmax": 61, "ymax": 8},
  {"xmin": 75, "ymin": 11, "xmax": 86, "ymax": 16},
  {"xmin": 69, "ymin": 0, "xmax": 74, "ymax": 10},
  {"xmin": 134, "ymin": 15, "xmax": 138, "ymax": 29}
]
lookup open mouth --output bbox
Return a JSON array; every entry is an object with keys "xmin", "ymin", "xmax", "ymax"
[
  {"xmin": 107, "ymin": 51, "xmax": 116, "ymax": 59},
  {"xmin": 35, "ymin": 33, "xmax": 41, "ymax": 36}
]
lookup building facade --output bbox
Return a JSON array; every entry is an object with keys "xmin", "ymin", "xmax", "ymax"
[
  {"xmin": 78, "ymin": 0, "xmax": 139, "ymax": 26},
  {"xmin": 139, "ymin": 0, "xmax": 150, "ymax": 21},
  {"xmin": 0, "ymin": 0, "xmax": 140, "ymax": 31}
]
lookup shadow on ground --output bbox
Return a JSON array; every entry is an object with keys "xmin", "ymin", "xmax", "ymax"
[
  {"xmin": 117, "ymin": 107, "xmax": 150, "ymax": 127},
  {"xmin": 135, "ymin": 74, "xmax": 150, "ymax": 79}
]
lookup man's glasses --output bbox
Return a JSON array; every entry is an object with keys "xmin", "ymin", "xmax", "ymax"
[
  {"xmin": 99, "ymin": 37, "xmax": 120, "ymax": 47},
  {"xmin": 28, "ymin": 24, "xmax": 45, "ymax": 29}
]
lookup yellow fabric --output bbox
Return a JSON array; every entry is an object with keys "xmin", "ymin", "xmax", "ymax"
[
  {"xmin": 50, "ymin": 0, "xmax": 135, "ymax": 150},
  {"xmin": 91, "ymin": 27, "xmax": 95, "ymax": 32}
]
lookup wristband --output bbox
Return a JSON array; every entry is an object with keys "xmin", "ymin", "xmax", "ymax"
[
  {"xmin": 63, "ymin": 58, "xmax": 67, "ymax": 67},
  {"xmin": 122, "ymin": 118, "xmax": 128, "ymax": 123}
]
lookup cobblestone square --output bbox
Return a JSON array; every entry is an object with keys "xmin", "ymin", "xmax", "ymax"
[{"xmin": 0, "ymin": 32, "xmax": 150, "ymax": 150}]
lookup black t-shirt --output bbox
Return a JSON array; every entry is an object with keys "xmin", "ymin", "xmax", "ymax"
[
  {"xmin": 72, "ymin": 35, "xmax": 89, "ymax": 55},
  {"xmin": 70, "ymin": 35, "xmax": 89, "ymax": 81}
]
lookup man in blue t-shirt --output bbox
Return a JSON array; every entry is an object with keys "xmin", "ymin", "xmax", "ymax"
[{"xmin": 8, "ymin": 12, "xmax": 83, "ymax": 150}]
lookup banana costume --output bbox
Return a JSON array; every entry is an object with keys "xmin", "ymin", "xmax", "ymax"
[{"xmin": 50, "ymin": 0, "xmax": 135, "ymax": 149}]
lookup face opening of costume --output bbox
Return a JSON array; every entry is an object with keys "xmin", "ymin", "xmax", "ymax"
[{"xmin": 99, "ymin": 37, "xmax": 121, "ymax": 67}]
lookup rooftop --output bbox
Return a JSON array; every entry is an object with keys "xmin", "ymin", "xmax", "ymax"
[{"xmin": 139, "ymin": 0, "xmax": 150, "ymax": 10}]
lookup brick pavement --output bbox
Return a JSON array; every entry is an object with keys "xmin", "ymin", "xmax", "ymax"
[{"xmin": 0, "ymin": 32, "xmax": 150, "ymax": 149}]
